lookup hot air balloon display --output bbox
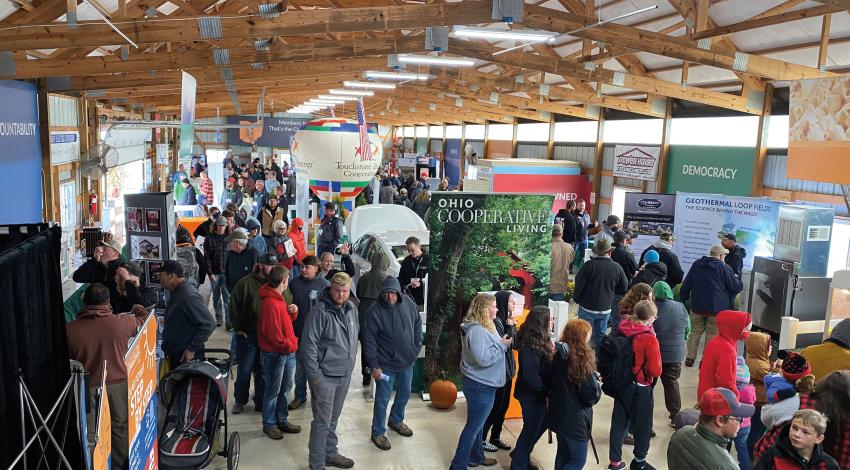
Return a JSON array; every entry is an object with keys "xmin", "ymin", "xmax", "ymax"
[{"xmin": 291, "ymin": 118, "xmax": 383, "ymax": 213}]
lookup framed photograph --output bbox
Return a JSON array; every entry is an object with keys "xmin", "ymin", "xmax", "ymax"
[
  {"xmin": 130, "ymin": 235, "xmax": 162, "ymax": 260},
  {"xmin": 145, "ymin": 209, "xmax": 161, "ymax": 232},
  {"xmin": 147, "ymin": 261, "xmax": 164, "ymax": 285},
  {"xmin": 126, "ymin": 207, "xmax": 144, "ymax": 232}
]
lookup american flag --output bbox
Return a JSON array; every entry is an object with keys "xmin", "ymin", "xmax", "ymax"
[{"xmin": 356, "ymin": 99, "xmax": 372, "ymax": 161}]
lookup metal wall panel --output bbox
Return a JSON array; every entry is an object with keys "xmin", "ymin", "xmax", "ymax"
[
  {"xmin": 763, "ymin": 154, "xmax": 842, "ymax": 195},
  {"xmin": 48, "ymin": 94, "xmax": 79, "ymax": 127},
  {"xmin": 601, "ymin": 175, "xmax": 613, "ymax": 198},
  {"xmin": 516, "ymin": 143, "xmax": 547, "ymax": 159},
  {"xmin": 602, "ymin": 145, "xmax": 615, "ymax": 171},
  {"xmin": 430, "ymin": 139, "xmax": 443, "ymax": 153},
  {"xmin": 553, "ymin": 145, "xmax": 595, "ymax": 167},
  {"xmin": 466, "ymin": 140, "xmax": 484, "ymax": 158}
]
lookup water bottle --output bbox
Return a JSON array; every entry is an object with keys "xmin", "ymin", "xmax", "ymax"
[{"xmin": 380, "ymin": 373, "xmax": 390, "ymax": 382}]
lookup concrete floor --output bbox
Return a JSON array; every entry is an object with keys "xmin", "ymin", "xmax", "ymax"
[{"xmin": 199, "ymin": 287, "xmax": 704, "ymax": 470}]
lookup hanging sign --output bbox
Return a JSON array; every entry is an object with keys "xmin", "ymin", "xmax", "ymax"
[
  {"xmin": 156, "ymin": 143, "xmax": 168, "ymax": 164},
  {"xmin": 613, "ymin": 145, "xmax": 660, "ymax": 181},
  {"xmin": 178, "ymin": 71, "xmax": 196, "ymax": 158},
  {"xmin": 50, "ymin": 131, "xmax": 80, "ymax": 165}
]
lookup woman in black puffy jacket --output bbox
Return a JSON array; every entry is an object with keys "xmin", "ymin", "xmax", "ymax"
[{"xmin": 548, "ymin": 318, "xmax": 602, "ymax": 470}]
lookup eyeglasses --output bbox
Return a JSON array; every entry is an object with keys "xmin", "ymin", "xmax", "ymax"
[{"xmin": 723, "ymin": 416, "xmax": 744, "ymax": 424}]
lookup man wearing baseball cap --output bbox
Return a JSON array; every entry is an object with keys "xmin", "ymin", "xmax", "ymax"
[
  {"xmin": 668, "ymin": 387, "xmax": 755, "ymax": 470},
  {"xmin": 720, "ymin": 233, "xmax": 746, "ymax": 279},
  {"xmin": 159, "ymin": 260, "xmax": 216, "ymax": 368},
  {"xmin": 73, "ymin": 238, "xmax": 126, "ymax": 312},
  {"xmin": 221, "ymin": 176, "xmax": 243, "ymax": 209},
  {"xmin": 229, "ymin": 253, "xmax": 292, "ymax": 415}
]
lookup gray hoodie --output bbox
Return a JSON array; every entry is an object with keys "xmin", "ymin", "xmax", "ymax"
[
  {"xmin": 460, "ymin": 320, "xmax": 508, "ymax": 388},
  {"xmin": 362, "ymin": 277, "xmax": 422, "ymax": 372},
  {"xmin": 297, "ymin": 289, "xmax": 359, "ymax": 382}
]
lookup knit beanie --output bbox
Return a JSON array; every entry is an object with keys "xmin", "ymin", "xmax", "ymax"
[
  {"xmin": 644, "ymin": 250, "xmax": 660, "ymax": 264},
  {"xmin": 778, "ymin": 350, "xmax": 812, "ymax": 382},
  {"xmin": 736, "ymin": 356, "xmax": 750, "ymax": 385}
]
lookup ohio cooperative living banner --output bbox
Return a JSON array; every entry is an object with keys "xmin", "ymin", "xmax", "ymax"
[
  {"xmin": 624, "ymin": 193, "xmax": 676, "ymax": 263},
  {"xmin": 425, "ymin": 192, "xmax": 553, "ymax": 389},
  {"xmin": 673, "ymin": 192, "xmax": 780, "ymax": 273}
]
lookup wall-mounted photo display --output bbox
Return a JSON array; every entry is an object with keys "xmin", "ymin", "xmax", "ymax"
[
  {"xmin": 131, "ymin": 235, "xmax": 162, "ymax": 260},
  {"xmin": 126, "ymin": 207, "xmax": 144, "ymax": 232},
  {"xmin": 145, "ymin": 209, "xmax": 161, "ymax": 232},
  {"xmin": 146, "ymin": 261, "xmax": 164, "ymax": 285}
]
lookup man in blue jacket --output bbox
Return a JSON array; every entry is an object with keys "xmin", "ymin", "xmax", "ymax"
[
  {"xmin": 363, "ymin": 277, "xmax": 423, "ymax": 451},
  {"xmin": 680, "ymin": 245, "xmax": 743, "ymax": 367},
  {"xmin": 158, "ymin": 260, "xmax": 216, "ymax": 367}
]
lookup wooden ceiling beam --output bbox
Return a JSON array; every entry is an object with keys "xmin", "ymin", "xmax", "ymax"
[
  {"xmin": 393, "ymin": 88, "xmax": 552, "ymax": 122},
  {"xmin": 448, "ymin": 39, "xmax": 757, "ymax": 114},
  {"xmin": 5, "ymin": 37, "xmax": 423, "ymax": 79},
  {"xmin": 0, "ymin": 1, "xmax": 493, "ymax": 51},
  {"xmin": 521, "ymin": 5, "xmax": 831, "ymax": 82},
  {"xmin": 691, "ymin": 4, "xmax": 842, "ymax": 41},
  {"xmin": 810, "ymin": 0, "xmax": 850, "ymax": 9}
]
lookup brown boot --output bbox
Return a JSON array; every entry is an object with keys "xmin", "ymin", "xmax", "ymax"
[{"xmin": 263, "ymin": 426, "xmax": 284, "ymax": 440}]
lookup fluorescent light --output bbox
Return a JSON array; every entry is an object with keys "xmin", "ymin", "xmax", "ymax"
[
  {"xmin": 364, "ymin": 71, "xmax": 432, "ymax": 81},
  {"xmin": 453, "ymin": 27, "xmax": 556, "ymax": 42},
  {"xmin": 310, "ymin": 97, "xmax": 347, "ymax": 103},
  {"xmin": 397, "ymin": 55, "xmax": 475, "ymax": 66},
  {"xmin": 318, "ymin": 94, "xmax": 359, "ymax": 101},
  {"xmin": 344, "ymin": 81, "xmax": 397, "ymax": 90},
  {"xmin": 307, "ymin": 100, "xmax": 339, "ymax": 105},
  {"xmin": 329, "ymin": 89, "xmax": 374, "ymax": 97}
]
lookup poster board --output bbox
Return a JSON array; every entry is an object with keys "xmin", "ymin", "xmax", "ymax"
[
  {"xmin": 673, "ymin": 192, "xmax": 780, "ymax": 273},
  {"xmin": 613, "ymin": 145, "xmax": 660, "ymax": 181},
  {"xmin": 623, "ymin": 193, "xmax": 676, "ymax": 263},
  {"xmin": 425, "ymin": 192, "xmax": 553, "ymax": 389},
  {"xmin": 125, "ymin": 315, "xmax": 158, "ymax": 470},
  {"xmin": 125, "ymin": 192, "xmax": 176, "ymax": 289}
]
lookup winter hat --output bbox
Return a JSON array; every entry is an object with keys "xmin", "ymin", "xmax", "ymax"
[
  {"xmin": 644, "ymin": 250, "xmax": 660, "ymax": 264},
  {"xmin": 246, "ymin": 216, "xmax": 261, "ymax": 231},
  {"xmin": 778, "ymin": 350, "xmax": 812, "ymax": 382},
  {"xmin": 652, "ymin": 281, "xmax": 673, "ymax": 301},
  {"xmin": 736, "ymin": 356, "xmax": 750, "ymax": 384},
  {"xmin": 765, "ymin": 373, "xmax": 797, "ymax": 404}
]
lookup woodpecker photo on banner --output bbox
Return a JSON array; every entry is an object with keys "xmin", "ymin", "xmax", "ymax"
[
  {"xmin": 425, "ymin": 192, "xmax": 553, "ymax": 389},
  {"xmin": 613, "ymin": 145, "xmax": 660, "ymax": 181}
]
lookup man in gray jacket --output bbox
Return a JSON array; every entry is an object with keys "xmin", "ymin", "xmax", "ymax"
[
  {"xmin": 363, "ymin": 277, "xmax": 422, "ymax": 451},
  {"xmin": 298, "ymin": 272, "xmax": 359, "ymax": 469}
]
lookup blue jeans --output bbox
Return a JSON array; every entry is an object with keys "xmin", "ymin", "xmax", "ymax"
[
  {"xmin": 549, "ymin": 293, "xmax": 566, "ymax": 302},
  {"xmin": 234, "ymin": 333, "xmax": 264, "ymax": 408},
  {"xmin": 578, "ymin": 307, "xmax": 610, "ymax": 358},
  {"xmin": 211, "ymin": 274, "xmax": 229, "ymax": 323},
  {"xmin": 510, "ymin": 396, "xmax": 547, "ymax": 470},
  {"xmin": 735, "ymin": 425, "xmax": 751, "ymax": 470},
  {"xmin": 450, "ymin": 377, "xmax": 497, "ymax": 470},
  {"xmin": 294, "ymin": 355, "xmax": 308, "ymax": 402},
  {"xmin": 573, "ymin": 240, "xmax": 588, "ymax": 269},
  {"xmin": 371, "ymin": 366, "xmax": 414, "ymax": 436},
  {"xmin": 555, "ymin": 435, "xmax": 588, "ymax": 470},
  {"xmin": 260, "ymin": 351, "xmax": 296, "ymax": 428}
]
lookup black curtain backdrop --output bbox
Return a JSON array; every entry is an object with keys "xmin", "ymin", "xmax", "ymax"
[{"xmin": 0, "ymin": 224, "xmax": 84, "ymax": 469}]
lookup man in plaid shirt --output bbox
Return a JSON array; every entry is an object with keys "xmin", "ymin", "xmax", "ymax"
[{"xmin": 200, "ymin": 170, "xmax": 214, "ymax": 206}]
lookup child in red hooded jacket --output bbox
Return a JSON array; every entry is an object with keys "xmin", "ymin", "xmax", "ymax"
[
  {"xmin": 609, "ymin": 300, "xmax": 663, "ymax": 470},
  {"xmin": 697, "ymin": 309, "xmax": 753, "ymax": 400}
]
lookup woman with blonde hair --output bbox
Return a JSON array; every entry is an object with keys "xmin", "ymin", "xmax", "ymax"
[
  {"xmin": 450, "ymin": 293, "xmax": 513, "ymax": 469},
  {"xmin": 548, "ymin": 319, "xmax": 602, "ymax": 469}
]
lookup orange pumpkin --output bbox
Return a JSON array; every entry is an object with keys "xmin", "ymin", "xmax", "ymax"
[{"xmin": 429, "ymin": 378, "xmax": 458, "ymax": 409}]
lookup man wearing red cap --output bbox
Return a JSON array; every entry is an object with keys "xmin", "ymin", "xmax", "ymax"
[
  {"xmin": 668, "ymin": 387, "xmax": 755, "ymax": 470},
  {"xmin": 697, "ymin": 310, "xmax": 753, "ymax": 400},
  {"xmin": 220, "ymin": 176, "xmax": 243, "ymax": 208}
]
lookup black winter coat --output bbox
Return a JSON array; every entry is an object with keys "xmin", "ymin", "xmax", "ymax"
[
  {"xmin": 547, "ymin": 342, "xmax": 601, "ymax": 441},
  {"xmin": 724, "ymin": 245, "xmax": 746, "ymax": 279},
  {"xmin": 640, "ymin": 246, "xmax": 684, "ymax": 287},
  {"xmin": 631, "ymin": 261, "xmax": 668, "ymax": 287},
  {"xmin": 556, "ymin": 209, "xmax": 578, "ymax": 244},
  {"xmin": 513, "ymin": 347, "xmax": 551, "ymax": 400},
  {"xmin": 611, "ymin": 243, "xmax": 638, "ymax": 281},
  {"xmin": 494, "ymin": 290, "xmax": 517, "ymax": 379},
  {"xmin": 573, "ymin": 256, "xmax": 629, "ymax": 311}
]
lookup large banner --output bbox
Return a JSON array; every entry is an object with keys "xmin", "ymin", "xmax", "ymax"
[
  {"xmin": 179, "ymin": 71, "xmax": 196, "ymax": 158},
  {"xmin": 665, "ymin": 145, "xmax": 755, "ymax": 196},
  {"xmin": 673, "ymin": 192, "xmax": 780, "ymax": 273},
  {"xmin": 125, "ymin": 315, "xmax": 158, "ymax": 470},
  {"xmin": 0, "ymin": 80, "xmax": 42, "ymax": 224},
  {"xmin": 445, "ymin": 138, "xmax": 462, "ymax": 187},
  {"xmin": 613, "ymin": 145, "xmax": 660, "ymax": 181},
  {"xmin": 227, "ymin": 116, "xmax": 310, "ymax": 147},
  {"xmin": 789, "ymin": 77, "xmax": 850, "ymax": 185},
  {"xmin": 425, "ymin": 193, "xmax": 553, "ymax": 388},
  {"xmin": 624, "ymin": 193, "xmax": 676, "ymax": 263}
]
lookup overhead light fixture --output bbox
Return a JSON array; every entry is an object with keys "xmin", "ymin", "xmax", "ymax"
[
  {"xmin": 492, "ymin": 4, "xmax": 658, "ymax": 56},
  {"xmin": 318, "ymin": 94, "xmax": 359, "ymax": 101},
  {"xmin": 397, "ymin": 55, "xmax": 475, "ymax": 67},
  {"xmin": 453, "ymin": 27, "xmax": 557, "ymax": 42},
  {"xmin": 310, "ymin": 97, "xmax": 347, "ymax": 103},
  {"xmin": 329, "ymin": 89, "xmax": 374, "ymax": 97},
  {"xmin": 364, "ymin": 71, "xmax": 432, "ymax": 81},
  {"xmin": 343, "ymin": 81, "xmax": 397, "ymax": 90},
  {"xmin": 307, "ymin": 100, "xmax": 339, "ymax": 105}
]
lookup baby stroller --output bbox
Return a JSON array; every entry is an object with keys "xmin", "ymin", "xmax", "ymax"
[{"xmin": 159, "ymin": 349, "xmax": 240, "ymax": 470}]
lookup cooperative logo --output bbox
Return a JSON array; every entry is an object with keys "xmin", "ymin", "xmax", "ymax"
[{"xmin": 637, "ymin": 198, "xmax": 663, "ymax": 209}]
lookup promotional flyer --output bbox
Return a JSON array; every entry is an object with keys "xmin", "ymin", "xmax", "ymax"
[
  {"xmin": 623, "ymin": 193, "xmax": 677, "ymax": 263},
  {"xmin": 673, "ymin": 192, "xmax": 780, "ymax": 273},
  {"xmin": 425, "ymin": 193, "xmax": 553, "ymax": 389},
  {"xmin": 125, "ymin": 315, "xmax": 158, "ymax": 470}
]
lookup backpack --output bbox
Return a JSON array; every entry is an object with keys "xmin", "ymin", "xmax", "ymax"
[
  {"xmin": 175, "ymin": 246, "xmax": 199, "ymax": 283},
  {"xmin": 598, "ymin": 331, "xmax": 649, "ymax": 397}
]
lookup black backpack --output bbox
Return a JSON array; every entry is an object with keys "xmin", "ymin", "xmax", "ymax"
[{"xmin": 598, "ymin": 331, "xmax": 649, "ymax": 397}]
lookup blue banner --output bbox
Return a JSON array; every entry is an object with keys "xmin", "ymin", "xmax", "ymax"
[
  {"xmin": 0, "ymin": 80, "xmax": 42, "ymax": 224},
  {"xmin": 445, "ymin": 139, "xmax": 461, "ymax": 186}
]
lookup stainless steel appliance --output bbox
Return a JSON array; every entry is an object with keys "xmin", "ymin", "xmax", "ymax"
[
  {"xmin": 774, "ymin": 205, "xmax": 834, "ymax": 277},
  {"xmin": 748, "ymin": 256, "xmax": 831, "ymax": 346}
]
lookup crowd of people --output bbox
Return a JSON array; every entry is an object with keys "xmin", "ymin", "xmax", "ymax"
[{"xmin": 64, "ymin": 153, "xmax": 850, "ymax": 470}]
